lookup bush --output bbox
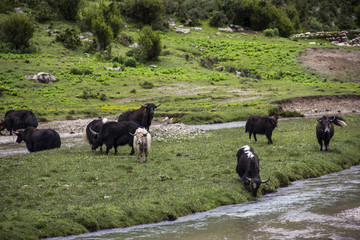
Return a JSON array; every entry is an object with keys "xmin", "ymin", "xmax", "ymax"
[
  {"xmin": 92, "ymin": 17, "xmax": 113, "ymax": 50},
  {"xmin": 264, "ymin": 28, "xmax": 279, "ymax": 37},
  {"xmin": 33, "ymin": 1, "xmax": 56, "ymax": 22},
  {"xmin": 199, "ymin": 56, "xmax": 219, "ymax": 69},
  {"xmin": 119, "ymin": 34, "xmax": 134, "ymax": 47},
  {"xmin": 1, "ymin": 14, "xmax": 35, "ymax": 49},
  {"xmin": 138, "ymin": 26, "xmax": 162, "ymax": 61},
  {"xmin": 140, "ymin": 81, "xmax": 154, "ymax": 89},
  {"xmin": 53, "ymin": 0, "xmax": 81, "ymax": 21},
  {"xmin": 124, "ymin": 57, "xmax": 137, "ymax": 67},
  {"xmin": 123, "ymin": 0, "xmax": 165, "ymax": 26},
  {"xmin": 69, "ymin": 68, "xmax": 93, "ymax": 75},
  {"xmin": 209, "ymin": 11, "xmax": 227, "ymax": 27},
  {"xmin": 55, "ymin": 28, "xmax": 82, "ymax": 50}
]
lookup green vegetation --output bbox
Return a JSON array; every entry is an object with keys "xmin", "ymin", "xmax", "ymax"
[
  {"xmin": 1, "ymin": 116, "xmax": 359, "ymax": 239},
  {"xmin": 0, "ymin": 1, "xmax": 359, "ymax": 238}
]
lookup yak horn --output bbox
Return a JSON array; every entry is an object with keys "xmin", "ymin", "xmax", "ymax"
[
  {"xmin": 89, "ymin": 127, "xmax": 98, "ymax": 136},
  {"xmin": 129, "ymin": 132, "xmax": 135, "ymax": 136},
  {"xmin": 261, "ymin": 177, "xmax": 270, "ymax": 184},
  {"xmin": 246, "ymin": 177, "xmax": 253, "ymax": 182},
  {"xmin": 155, "ymin": 103, "xmax": 161, "ymax": 108}
]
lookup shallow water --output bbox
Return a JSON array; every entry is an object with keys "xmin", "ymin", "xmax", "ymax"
[
  {"xmin": 0, "ymin": 135, "xmax": 86, "ymax": 158},
  {"xmin": 47, "ymin": 165, "xmax": 360, "ymax": 240}
]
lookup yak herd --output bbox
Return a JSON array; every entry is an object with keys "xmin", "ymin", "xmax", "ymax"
[{"xmin": 0, "ymin": 104, "xmax": 347, "ymax": 197}]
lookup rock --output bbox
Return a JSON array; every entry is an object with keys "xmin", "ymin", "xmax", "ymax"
[
  {"xmin": 218, "ymin": 27, "xmax": 233, "ymax": 32},
  {"xmin": 176, "ymin": 28, "xmax": 190, "ymax": 34},
  {"xmin": 194, "ymin": 27, "xmax": 202, "ymax": 31},
  {"xmin": 25, "ymin": 72, "xmax": 57, "ymax": 84},
  {"xmin": 149, "ymin": 65, "xmax": 158, "ymax": 68},
  {"xmin": 216, "ymin": 65, "xmax": 224, "ymax": 71},
  {"xmin": 103, "ymin": 66, "xmax": 122, "ymax": 71},
  {"xmin": 14, "ymin": 7, "xmax": 23, "ymax": 13},
  {"xmin": 129, "ymin": 43, "xmax": 139, "ymax": 48}
]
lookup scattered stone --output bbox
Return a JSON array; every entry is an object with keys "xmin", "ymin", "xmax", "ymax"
[
  {"xmin": 149, "ymin": 65, "xmax": 158, "ymax": 68},
  {"xmin": 218, "ymin": 27, "xmax": 233, "ymax": 32},
  {"xmin": 103, "ymin": 66, "xmax": 122, "ymax": 71},
  {"xmin": 176, "ymin": 28, "xmax": 191, "ymax": 34},
  {"xmin": 25, "ymin": 72, "xmax": 57, "ymax": 84},
  {"xmin": 14, "ymin": 7, "xmax": 23, "ymax": 13}
]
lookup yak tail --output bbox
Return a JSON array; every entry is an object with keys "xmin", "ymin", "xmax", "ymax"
[
  {"xmin": 332, "ymin": 116, "xmax": 347, "ymax": 127},
  {"xmin": 82, "ymin": 126, "xmax": 89, "ymax": 144},
  {"xmin": 245, "ymin": 121, "xmax": 250, "ymax": 133},
  {"xmin": 102, "ymin": 117, "xmax": 108, "ymax": 124}
]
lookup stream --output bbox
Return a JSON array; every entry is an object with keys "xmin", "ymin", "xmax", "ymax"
[
  {"xmin": 1, "ymin": 121, "xmax": 359, "ymax": 239},
  {"xmin": 47, "ymin": 165, "xmax": 360, "ymax": 240}
]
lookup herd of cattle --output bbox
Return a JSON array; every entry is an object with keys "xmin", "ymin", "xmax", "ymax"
[{"xmin": 0, "ymin": 104, "xmax": 347, "ymax": 196}]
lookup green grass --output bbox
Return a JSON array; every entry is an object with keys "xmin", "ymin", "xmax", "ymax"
[
  {"xmin": 1, "ymin": 19, "xmax": 359, "ymax": 123},
  {"xmin": 1, "ymin": 115, "xmax": 360, "ymax": 239}
]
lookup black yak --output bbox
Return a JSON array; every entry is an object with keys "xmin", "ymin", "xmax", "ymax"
[
  {"xmin": 1, "ymin": 110, "xmax": 38, "ymax": 135},
  {"xmin": 316, "ymin": 116, "xmax": 346, "ymax": 151},
  {"xmin": 236, "ymin": 145, "xmax": 269, "ymax": 197},
  {"xmin": 245, "ymin": 115, "xmax": 278, "ymax": 144},
  {"xmin": 117, "ymin": 103, "xmax": 160, "ymax": 130},
  {"xmin": 15, "ymin": 127, "xmax": 61, "ymax": 152},
  {"xmin": 82, "ymin": 117, "xmax": 108, "ymax": 152},
  {"xmin": 89, "ymin": 121, "xmax": 141, "ymax": 155}
]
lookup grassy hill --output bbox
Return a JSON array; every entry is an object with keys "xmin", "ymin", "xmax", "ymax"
[{"xmin": 0, "ymin": 13, "xmax": 359, "ymax": 124}]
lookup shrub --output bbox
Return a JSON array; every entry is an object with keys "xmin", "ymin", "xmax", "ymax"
[
  {"xmin": 119, "ymin": 34, "xmax": 134, "ymax": 47},
  {"xmin": 55, "ymin": 28, "xmax": 82, "ymax": 50},
  {"xmin": 123, "ymin": 0, "xmax": 165, "ymax": 26},
  {"xmin": 140, "ymin": 81, "xmax": 154, "ymax": 89},
  {"xmin": 69, "ymin": 68, "xmax": 92, "ymax": 75},
  {"xmin": 1, "ymin": 14, "xmax": 35, "ymax": 49},
  {"xmin": 138, "ymin": 26, "xmax": 162, "ymax": 61},
  {"xmin": 124, "ymin": 57, "xmax": 137, "ymax": 68},
  {"xmin": 209, "ymin": 11, "xmax": 227, "ymax": 27},
  {"xmin": 54, "ymin": 0, "xmax": 81, "ymax": 21},
  {"xmin": 33, "ymin": 1, "xmax": 56, "ymax": 22},
  {"xmin": 92, "ymin": 17, "xmax": 113, "ymax": 50},
  {"xmin": 199, "ymin": 56, "xmax": 219, "ymax": 69},
  {"xmin": 264, "ymin": 28, "xmax": 279, "ymax": 37}
]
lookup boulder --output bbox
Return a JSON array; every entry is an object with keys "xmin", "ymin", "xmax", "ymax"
[{"xmin": 26, "ymin": 72, "xmax": 57, "ymax": 84}]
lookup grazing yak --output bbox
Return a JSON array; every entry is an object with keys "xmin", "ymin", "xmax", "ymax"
[
  {"xmin": 236, "ymin": 145, "xmax": 269, "ymax": 197},
  {"xmin": 316, "ymin": 116, "xmax": 346, "ymax": 151},
  {"xmin": 90, "ymin": 121, "xmax": 141, "ymax": 155},
  {"xmin": 131, "ymin": 128, "xmax": 151, "ymax": 163},
  {"xmin": 245, "ymin": 115, "xmax": 278, "ymax": 144},
  {"xmin": 0, "ymin": 110, "xmax": 38, "ymax": 135},
  {"xmin": 82, "ymin": 117, "xmax": 108, "ymax": 152},
  {"xmin": 15, "ymin": 127, "xmax": 61, "ymax": 152},
  {"xmin": 117, "ymin": 103, "xmax": 160, "ymax": 131}
]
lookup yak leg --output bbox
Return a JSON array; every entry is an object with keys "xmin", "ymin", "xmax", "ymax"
[
  {"xmin": 266, "ymin": 131, "xmax": 273, "ymax": 144},
  {"xmin": 145, "ymin": 151, "xmax": 148, "ymax": 162},
  {"xmin": 318, "ymin": 139, "xmax": 323, "ymax": 151},
  {"xmin": 248, "ymin": 132, "xmax": 252, "ymax": 143},
  {"xmin": 253, "ymin": 133, "xmax": 258, "ymax": 143}
]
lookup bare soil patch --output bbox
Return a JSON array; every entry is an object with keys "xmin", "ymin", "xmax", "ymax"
[
  {"xmin": 275, "ymin": 48, "xmax": 360, "ymax": 117},
  {"xmin": 299, "ymin": 48, "xmax": 360, "ymax": 83},
  {"xmin": 273, "ymin": 95, "xmax": 360, "ymax": 117}
]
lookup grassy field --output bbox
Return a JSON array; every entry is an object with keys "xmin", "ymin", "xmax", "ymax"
[
  {"xmin": 0, "ymin": 115, "xmax": 359, "ymax": 239},
  {"xmin": 1, "ymin": 18, "xmax": 359, "ymax": 124}
]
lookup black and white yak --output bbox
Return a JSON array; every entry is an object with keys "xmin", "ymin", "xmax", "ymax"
[{"xmin": 236, "ymin": 145, "xmax": 269, "ymax": 197}]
